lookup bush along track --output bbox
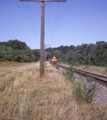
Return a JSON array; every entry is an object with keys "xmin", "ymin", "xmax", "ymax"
[{"xmin": 64, "ymin": 65, "xmax": 98, "ymax": 104}]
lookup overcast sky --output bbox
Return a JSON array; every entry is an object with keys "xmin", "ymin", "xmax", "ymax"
[{"xmin": 0, "ymin": 0, "xmax": 107, "ymax": 49}]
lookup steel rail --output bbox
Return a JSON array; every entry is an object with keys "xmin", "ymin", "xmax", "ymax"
[{"xmin": 57, "ymin": 64, "xmax": 107, "ymax": 83}]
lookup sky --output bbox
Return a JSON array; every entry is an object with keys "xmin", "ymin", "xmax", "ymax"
[{"xmin": 0, "ymin": 0, "xmax": 107, "ymax": 49}]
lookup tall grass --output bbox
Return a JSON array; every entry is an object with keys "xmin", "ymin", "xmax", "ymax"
[
  {"xmin": 0, "ymin": 62, "xmax": 107, "ymax": 120},
  {"xmin": 65, "ymin": 65, "xmax": 98, "ymax": 104}
]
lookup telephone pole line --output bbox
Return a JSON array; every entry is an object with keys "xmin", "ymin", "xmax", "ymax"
[
  {"xmin": 40, "ymin": 1, "xmax": 45, "ymax": 75},
  {"xmin": 20, "ymin": 0, "xmax": 66, "ymax": 76}
]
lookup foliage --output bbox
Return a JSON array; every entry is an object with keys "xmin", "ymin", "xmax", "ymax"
[
  {"xmin": 1, "ymin": 40, "xmax": 107, "ymax": 66},
  {"xmin": 66, "ymin": 66, "xmax": 97, "ymax": 104},
  {"xmin": 0, "ymin": 40, "xmax": 40, "ymax": 62},
  {"xmin": 82, "ymin": 76, "xmax": 97, "ymax": 103},
  {"xmin": 47, "ymin": 41, "xmax": 107, "ymax": 67},
  {"xmin": 66, "ymin": 65, "xmax": 75, "ymax": 81},
  {"xmin": 51, "ymin": 63, "xmax": 59, "ymax": 69}
]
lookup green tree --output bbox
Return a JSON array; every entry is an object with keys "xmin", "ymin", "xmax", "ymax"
[{"xmin": 32, "ymin": 49, "xmax": 40, "ymax": 61}]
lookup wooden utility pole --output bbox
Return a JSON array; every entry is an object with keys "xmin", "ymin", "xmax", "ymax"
[
  {"xmin": 20, "ymin": 0, "xmax": 66, "ymax": 76},
  {"xmin": 40, "ymin": 1, "xmax": 45, "ymax": 75}
]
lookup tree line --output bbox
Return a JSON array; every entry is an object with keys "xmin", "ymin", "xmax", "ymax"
[
  {"xmin": 0, "ymin": 40, "xmax": 107, "ymax": 66},
  {"xmin": 47, "ymin": 41, "xmax": 107, "ymax": 67},
  {"xmin": 0, "ymin": 40, "xmax": 40, "ymax": 62}
]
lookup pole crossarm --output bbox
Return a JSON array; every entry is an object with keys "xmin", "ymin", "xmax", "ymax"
[{"xmin": 20, "ymin": 0, "xmax": 66, "ymax": 2}]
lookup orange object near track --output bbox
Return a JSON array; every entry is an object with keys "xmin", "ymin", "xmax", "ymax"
[
  {"xmin": 51, "ymin": 58, "xmax": 57, "ymax": 62},
  {"xmin": 51, "ymin": 57, "xmax": 57, "ymax": 64}
]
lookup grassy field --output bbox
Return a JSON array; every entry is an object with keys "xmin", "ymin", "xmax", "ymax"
[{"xmin": 0, "ymin": 62, "xmax": 107, "ymax": 120}]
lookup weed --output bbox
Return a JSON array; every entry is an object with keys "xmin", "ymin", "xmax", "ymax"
[
  {"xmin": 72, "ymin": 82, "xmax": 86, "ymax": 104},
  {"xmin": 0, "ymin": 74, "xmax": 15, "ymax": 91},
  {"xmin": 28, "ymin": 68, "xmax": 32, "ymax": 72},
  {"xmin": 0, "ymin": 82, "xmax": 6, "ymax": 91},
  {"xmin": 83, "ymin": 77, "xmax": 97, "ymax": 103},
  {"xmin": 96, "ymin": 108, "xmax": 106, "ymax": 120},
  {"xmin": 51, "ymin": 63, "xmax": 59, "ymax": 69},
  {"xmin": 29, "ymin": 90, "xmax": 42, "ymax": 99},
  {"xmin": 66, "ymin": 66, "xmax": 97, "ymax": 104},
  {"xmin": 66, "ymin": 65, "xmax": 75, "ymax": 81},
  {"xmin": 29, "ymin": 90, "xmax": 38, "ymax": 98},
  {"xmin": 7, "ymin": 90, "xmax": 17, "ymax": 95},
  {"xmin": 83, "ymin": 67, "xmax": 86, "ymax": 71}
]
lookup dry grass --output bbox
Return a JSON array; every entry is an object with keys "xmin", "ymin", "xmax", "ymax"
[{"xmin": 0, "ymin": 62, "xmax": 107, "ymax": 120}]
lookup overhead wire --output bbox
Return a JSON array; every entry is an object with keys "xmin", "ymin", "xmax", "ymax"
[
  {"xmin": 45, "ymin": 2, "xmax": 50, "ymax": 7},
  {"xmin": 22, "ymin": 1, "xmax": 64, "ymax": 48},
  {"xmin": 50, "ymin": 3, "xmax": 60, "ymax": 45},
  {"xmin": 45, "ymin": 3, "xmax": 57, "ymax": 47},
  {"xmin": 26, "ymin": 3, "xmax": 39, "ymax": 40},
  {"xmin": 22, "ymin": 2, "xmax": 39, "ymax": 44},
  {"xmin": 45, "ymin": 2, "xmax": 54, "ymax": 45},
  {"xmin": 37, "ymin": 2, "xmax": 41, "ymax": 6},
  {"xmin": 50, "ymin": 2, "xmax": 64, "ymax": 46}
]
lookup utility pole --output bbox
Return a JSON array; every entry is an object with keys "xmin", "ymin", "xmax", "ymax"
[
  {"xmin": 20, "ymin": 0, "xmax": 66, "ymax": 76},
  {"xmin": 40, "ymin": 1, "xmax": 45, "ymax": 75}
]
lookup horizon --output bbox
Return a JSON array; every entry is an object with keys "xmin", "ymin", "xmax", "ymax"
[{"xmin": 0, "ymin": 39, "xmax": 106, "ymax": 50}]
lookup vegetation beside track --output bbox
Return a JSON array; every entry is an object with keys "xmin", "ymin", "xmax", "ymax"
[
  {"xmin": 58, "ymin": 62, "xmax": 107, "ymax": 77},
  {"xmin": 76, "ymin": 65, "xmax": 107, "ymax": 77},
  {"xmin": 0, "ymin": 62, "xmax": 107, "ymax": 120},
  {"xmin": 64, "ymin": 65, "xmax": 98, "ymax": 104}
]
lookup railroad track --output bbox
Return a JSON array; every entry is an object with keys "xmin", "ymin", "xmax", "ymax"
[
  {"xmin": 75, "ymin": 68, "xmax": 107, "ymax": 83},
  {"xmin": 57, "ymin": 64, "xmax": 107, "ymax": 84}
]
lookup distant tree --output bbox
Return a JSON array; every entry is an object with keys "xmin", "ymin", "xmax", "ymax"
[
  {"xmin": 70, "ymin": 45, "xmax": 75, "ymax": 51},
  {"xmin": 53, "ymin": 50, "xmax": 60, "ymax": 60},
  {"xmin": 59, "ymin": 52, "xmax": 65, "ymax": 61},
  {"xmin": 0, "ymin": 40, "xmax": 107, "ymax": 66},
  {"xmin": 14, "ymin": 50, "xmax": 24, "ymax": 62},
  {"xmin": 0, "ymin": 40, "xmax": 40, "ymax": 62},
  {"xmin": 46, "ymin": 52, "xmax": 53, "ymax": 60},
  {"xmin": 65, "ymin": 50, "xmax": 75, "ymax": 62},
  {"xmin": 32, "ymin": 49, "xmax": 40, "ymax": 61},
  {"xmin": 0, "ymin": 40, "xmax": 27, "ymax": 50}
]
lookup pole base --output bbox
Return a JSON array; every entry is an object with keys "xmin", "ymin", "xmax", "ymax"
[{"xmin": 40, "ymin": 70, "xmax": 44, "ymax": 76}]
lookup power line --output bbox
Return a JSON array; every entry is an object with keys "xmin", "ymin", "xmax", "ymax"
[
  {"xmin": 26, "ymin": 3, "xmax": 39, "ymax": 40},
  {"xmin": 22, "ymin": 2, "xmax": 39, "ymax": 44},
  {"xmin": 45, "ymin": 3, "xmax": 54, "ymax": 44},
  {"xmin": 50, "ymin": 3, "xmax": 60, "ymax": 44},
  {"xmin": 46, "ymin": 3, "xmax": 58, "ymax": 45},
  {"xmin": 45, "ymin": 2, "xmax": 50, "ymax": 6},
  {"xmin": 50, "ymin": 2, "xmax": 64, "ymax": 46}
]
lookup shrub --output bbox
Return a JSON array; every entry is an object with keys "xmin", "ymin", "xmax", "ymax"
[
  {"xmin": 83, "ymin": 76, "xmax": 97, "ymax": 103},
  {"xmin": 66, "ymin": 66, "xmax": 97, "ymax": 104},
  {"xmin": 66, "ymin": 65, "xmax": 75, "ymax": 81}
]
